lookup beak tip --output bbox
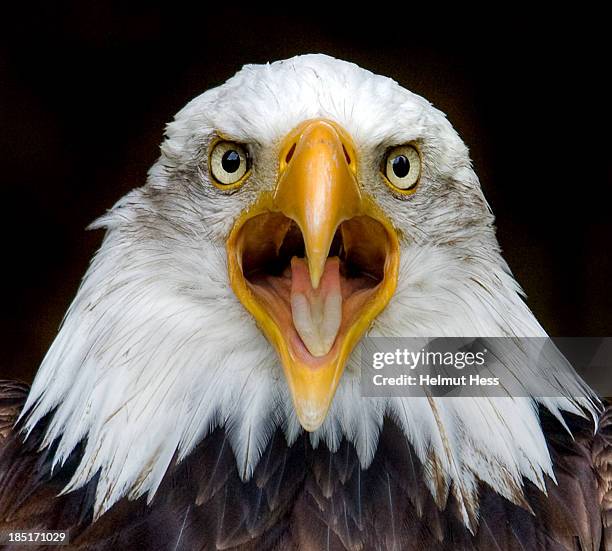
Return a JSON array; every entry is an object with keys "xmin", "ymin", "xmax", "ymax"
[
  {"xmin": 310, "ymin": 275, "xmax": 321, "ymax": 290},
  {"xmin": 297, "ymin": 410, "xmax": 326, "ymax": 432},
  {"xmin": 295, "ymin": 395, "xmax": 331, "ymax": 432},
  {"xmin": 307, "ymin": 258, "xmax": 324, "ymax": 290}
]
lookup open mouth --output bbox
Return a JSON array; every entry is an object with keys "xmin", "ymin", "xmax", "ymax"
[
  {"xmin": 239, "ymin": 213, "xmax": 389, "ymax": 365},
  {"xmin": 225, "ymin": 118, "xmax": 400, "ymax": 431}
]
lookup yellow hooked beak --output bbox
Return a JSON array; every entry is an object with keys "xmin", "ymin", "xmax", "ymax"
[{"xmin": 227, "ymin": 119, "xmax": 399, "ymax": 431}]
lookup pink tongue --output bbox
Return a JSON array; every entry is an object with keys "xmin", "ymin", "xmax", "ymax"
[
  {"xmin": 290, "ymin": 256, "xmax": 341, "ymax": 295},
  {"xmin": 290, "ymin": 257, "xmax": 343, "ymax": 357}
]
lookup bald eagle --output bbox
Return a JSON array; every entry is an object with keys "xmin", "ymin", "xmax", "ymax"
[{"xmin": 0, "ymin": 54, "xmax": 610, "ymax": 550}]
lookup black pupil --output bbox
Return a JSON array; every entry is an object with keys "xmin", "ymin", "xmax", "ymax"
[
  {"xmin": 221, "ymin": 150, "xmax": 241, "ymax": 173},
  {"xmin": 391, "ymin": 155, "xmax": 410, "ymax": 178}
]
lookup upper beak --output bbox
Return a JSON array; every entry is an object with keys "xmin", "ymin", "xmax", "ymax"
[
  {"xmin": 227, "ymin": 119, "xmax": 399, "ymax": 431},
  {"xmin": 274, "ymin": 120, "xmax": 362, "ymax": 288}
]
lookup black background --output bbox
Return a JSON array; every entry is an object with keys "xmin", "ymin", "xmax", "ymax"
[{"xmin": 1, "ymin": 7, "xmax": 609, "ymax": 382}]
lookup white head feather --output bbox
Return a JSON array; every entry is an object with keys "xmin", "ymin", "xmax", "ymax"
[{"xmin": 20, "ymin": 54, "xmax": 597, "ymax": 525}]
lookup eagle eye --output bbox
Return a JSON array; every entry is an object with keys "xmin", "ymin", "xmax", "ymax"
[
  {"xmin": 382, "ymin": 145, "xmax": 421, "ymax": 194},
  {"xmin": 210, "ymin": 141, "xmax": 250, "ymax": 188}
]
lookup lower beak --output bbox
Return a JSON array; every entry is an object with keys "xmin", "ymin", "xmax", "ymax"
[{"xmin": 227, "ymin": 119, "xmax": 399, "ymax": 431}]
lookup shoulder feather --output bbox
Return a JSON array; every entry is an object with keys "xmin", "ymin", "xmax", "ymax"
[
  {"xmin": 0, "ymin": 380, "xmax": 29, "ymax": 440},
  {"xmin": 593, "ymin": 402, "xmax": 612, "ymax": 551}
]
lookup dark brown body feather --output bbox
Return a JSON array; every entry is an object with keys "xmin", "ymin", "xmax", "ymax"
[{"xmin": 0, "ymin": 380, "xmax": 610, "ymax": 550}]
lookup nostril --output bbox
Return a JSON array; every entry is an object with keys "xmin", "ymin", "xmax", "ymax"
[
  {"xmin": 342, "ymin": 144, "xmax": 351, "ymax": 165},
  {"xmin": 285, "ymin": 143, "xmax": 296, "ymax": 164}
]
